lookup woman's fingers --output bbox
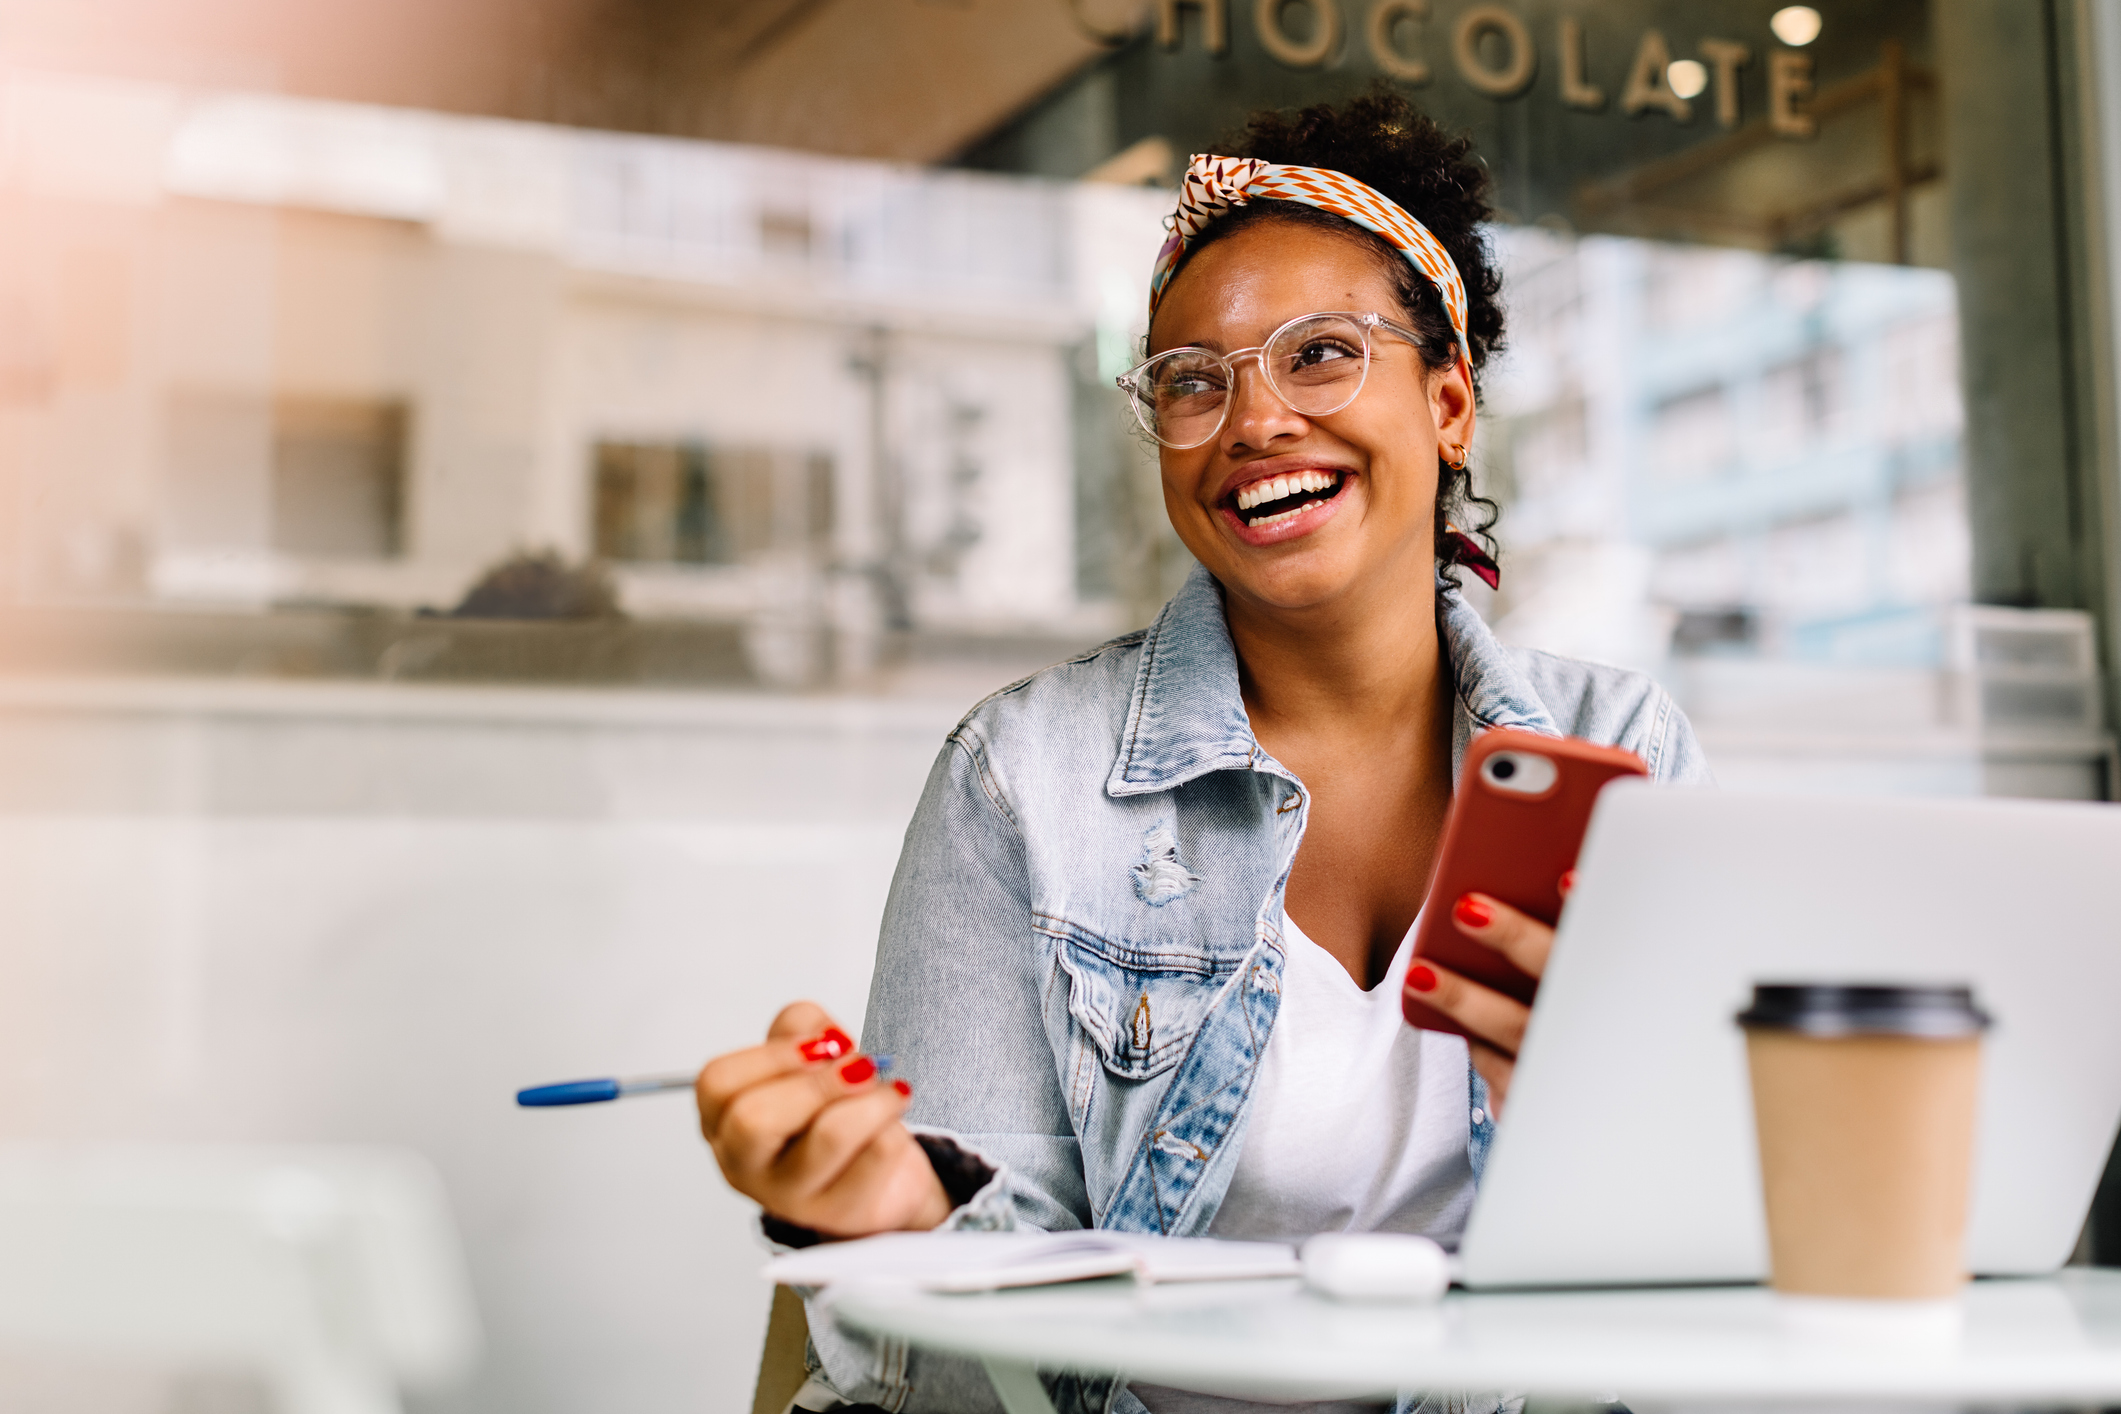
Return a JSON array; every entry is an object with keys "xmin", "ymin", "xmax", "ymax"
[
  {"xmin": 1451, "ymin": 891, "xmax": 1554, "ymax": 979},
  {"xmin": 710, "ymin": 1054, "xmax": 890, "ymax": 1179},
  {"xmin": 767, "ymin": 1000, "xmax": 839, "ymax": 1043},
  {"xmin": 726, "ymin": 1064, "xmax": 950, "ymax": 1237},
  {"xmin": 1430, "ymin": 886, "xmax": 1565, "ymax": 1117},
  {"xmin": 1421, "ymin": 885, "xmax": 1567, "ymax": 1122},
  {"xmin": 696, "ymin": 1006, "xmax": 855, "ymax": 1135},
  {"xmin": 808, "ymin": 1124, "xmax": 955, "ymax": 1236},
  {"xmin": 773, "ymin": 1078, "xmax": 914, "ymax": 1199},
  {"xmin": 1405, "ymin": 958, "xmax": 1529, "ymax": 1057},
  {"xmin": 696, "ymin": 1002, "xmax": 945, "ymax": 1237},
  {"xmin": 697, "ymin": 1045, "xmax": 805, "ymax": 1134}
]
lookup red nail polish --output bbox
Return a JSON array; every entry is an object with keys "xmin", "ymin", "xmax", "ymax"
[
  {"xmin": 838, "ymin": 1055, "xmax": 877, "ymax": 1085},
  {"xmin": 1558, "ymin": 870, "xmax": 1577, "ymax": 898},
  {"xmin": 891, "ymin": 1079, "xmax": 912, "ymax": 1098},
  {"xmin": 1408, "ymin": 964, "xmax": 1437, "ymax": 993},
  {"xmin": 1453, "ymin": 894, "xmax": 1492, "ymax": 929},
  {"xmin": 800, "ymin": 1028, "xmax": 855, "ymax": 1063}
]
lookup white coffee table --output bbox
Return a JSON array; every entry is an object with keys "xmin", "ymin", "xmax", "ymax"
[{"xmin": 830, "ymin": 1268, "xmax": 2121, "ymax": 1413}]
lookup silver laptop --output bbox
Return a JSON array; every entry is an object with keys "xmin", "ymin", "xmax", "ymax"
[{"xmin": 1458, "ymin": 784, "xmax": 2121, "ymax": 1289}]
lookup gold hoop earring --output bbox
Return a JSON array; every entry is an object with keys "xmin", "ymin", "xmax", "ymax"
[{"xmin": 1443, "ymin": 443, "xmax": 1469, "ymax": 471}]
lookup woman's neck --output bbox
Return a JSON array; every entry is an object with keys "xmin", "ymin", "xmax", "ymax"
[
  {"xmin": 1227, "ymin": 569, "xmax": 1447, "ymax": 746},
  {"xmin": 1227, "ymin": 560, "xmax": 1457, "ymax": 987}
]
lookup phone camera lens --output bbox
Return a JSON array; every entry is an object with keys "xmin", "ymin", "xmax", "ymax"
[{"xmin": 1491, "ymin": 758, "xmax": 1517, "ymax": 780}]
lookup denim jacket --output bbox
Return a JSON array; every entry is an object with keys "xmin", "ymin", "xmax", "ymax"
[{"xmin": 799, "ymin": 565, "xmax": 1711, "ymax": 1414}]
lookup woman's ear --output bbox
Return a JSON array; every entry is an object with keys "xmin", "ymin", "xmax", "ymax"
[{"xmin": 1429, "ymin": 355, "xmax": 1476, "ymax": 451}]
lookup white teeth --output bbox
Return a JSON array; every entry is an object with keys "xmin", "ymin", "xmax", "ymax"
[{"xmin": 1235, "ymin": 470, "xmax": 1341, "ymax": 514}]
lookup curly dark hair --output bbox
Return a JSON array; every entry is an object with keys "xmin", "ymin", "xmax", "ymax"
[{"xmin": 1159, "ymin": 88, "xmax": 1505, "ymax": 579}]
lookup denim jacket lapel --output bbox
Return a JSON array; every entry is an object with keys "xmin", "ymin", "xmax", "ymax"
[
  {"xmin": 1105, "ymin": 565, "xmax": 1257, "ymax": 799},
  {"xmin": 1439, "ymin": 575, "xmax": 1563, "ymax": 767}
]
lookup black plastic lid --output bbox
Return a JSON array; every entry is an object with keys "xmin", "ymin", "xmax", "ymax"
[{"xmin": 1735, "ymin": 983, "xmax": 1991, "ymax": 1038}]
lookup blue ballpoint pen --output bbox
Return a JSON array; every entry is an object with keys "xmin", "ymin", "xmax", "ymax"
[{"xmin": 517, "ymin": 1056, "xmax": 895, "ymax": 1107}]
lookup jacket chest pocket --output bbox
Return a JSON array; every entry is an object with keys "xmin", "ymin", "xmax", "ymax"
[{"xmin": 1048, "ymin": 927, "xmax": 1238, "ymax": 1081}]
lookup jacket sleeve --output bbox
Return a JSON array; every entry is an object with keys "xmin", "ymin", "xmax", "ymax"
[
  {"xmin": 1651, "ymin": 691, "xmax": 1715, "ymax": 787},
  {"xmin": 795, "ymin": 729, "xmax": 1091, "ymax": 1412}
]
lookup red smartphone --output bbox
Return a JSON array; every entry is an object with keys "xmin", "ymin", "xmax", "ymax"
[{"xmin": 1401, "ymin": 728, "xmax": 1648, "ymax": 1039}]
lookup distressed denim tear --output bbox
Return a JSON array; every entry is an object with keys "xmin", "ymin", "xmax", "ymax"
[{"xmin": 1130, "ymin": 822, "xmax": 1201, "ymax": 905}]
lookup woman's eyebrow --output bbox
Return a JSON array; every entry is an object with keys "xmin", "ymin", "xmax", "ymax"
[{"xmin": 1150, "ymin": 335, "xmax": 1227, "ymax": 355}]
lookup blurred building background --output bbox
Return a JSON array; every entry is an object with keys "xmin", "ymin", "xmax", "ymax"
[
  {"xmin": 0, "ymin": 73, "xmax": 1178, "ymax": 687},
  {"xmin": 1473, "ymin": 230, "xmax": 2084, "ymax": 795},
  {"xmin": 3, "ymin": 1, "xmax": 2120, "ymax": 1412}
]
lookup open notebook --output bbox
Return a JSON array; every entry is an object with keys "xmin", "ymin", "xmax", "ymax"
[{"xmin": 763, "ymin": 1230, "xmax": 1300, "ymax": 1293}]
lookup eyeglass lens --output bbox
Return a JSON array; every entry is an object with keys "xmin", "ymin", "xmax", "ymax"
[{"xmin": 1129, "ymin": 314, "xmax": 1372, "ymax": 449}]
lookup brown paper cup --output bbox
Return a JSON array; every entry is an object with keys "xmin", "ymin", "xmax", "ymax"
[{"xmin": 1738, "ymin": 984, "xmax": 1988, "ymax": 1301}]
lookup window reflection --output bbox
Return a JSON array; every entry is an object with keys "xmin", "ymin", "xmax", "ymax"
[{"xmin": 1486, "ymin": 229, "xmax": 1967, "ymax": 672}]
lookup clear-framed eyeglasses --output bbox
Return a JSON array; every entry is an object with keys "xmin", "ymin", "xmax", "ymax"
[{"xmin": 1114, "ymin": 310, "xmax": 1427, "ymax": 451}]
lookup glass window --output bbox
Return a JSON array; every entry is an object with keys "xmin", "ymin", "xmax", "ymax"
[
  {"xmin": 593, "ymin": 441, "xmax": 834, "ymax": 568},
  {"xmin": 271, "ymin": 396, "xmax": 407, "ymax": 559},
  {"xmin": 1485, "ymin": 231, "xmax": 1967, "ymax": 658}
]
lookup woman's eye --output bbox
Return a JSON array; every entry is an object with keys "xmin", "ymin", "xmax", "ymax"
[
  {"xmin": 1159, "ymin": 372, "xmax": 1223, "ymax": 399},
  {"xmin": 1289, "ymin": 339, "xmax": 1360, "ymax": 369}
]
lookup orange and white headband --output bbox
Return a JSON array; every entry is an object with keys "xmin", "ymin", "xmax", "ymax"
[{"xmin": 1148, "ymin": 154, "xmax": 1469, "ymax": 358}]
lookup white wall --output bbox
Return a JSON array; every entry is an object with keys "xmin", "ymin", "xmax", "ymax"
[{"xmin": 0, "ymin": 678, "xmax": 972, "ymax": 1414}]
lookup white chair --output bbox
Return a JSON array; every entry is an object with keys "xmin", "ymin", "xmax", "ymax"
[{"xmin": 0, "ymin": 1144, "xmax": 482, "ymax": 1414}]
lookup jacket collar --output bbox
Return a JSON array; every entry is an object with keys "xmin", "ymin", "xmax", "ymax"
[{"xmin": 1106, "ymin": 563, "xmax": 1560, "ymax": 798}]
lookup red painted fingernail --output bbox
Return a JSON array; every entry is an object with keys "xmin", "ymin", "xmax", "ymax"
[
  {"xmin": 838, "ymin": 1055, "xmax": 877, "ymax": 1085},
  {"xmin": 892, "ymin": 1079, "xmax": 912, "ymax": 1098},
  {"xmin": 799, "ymin": 1028, "xmax": 855, "ymax": 1063},
  {"xmin": 1559, "ymin": 870, "xmax": 1577, "ymax": 898},
  {"xmin": 1408, "ymin": 964, "xmax": 1438, "ymax": 993},
  {"xmin": 1454, "ymin": 894, "xmax": 1492, "ymax": 929}
]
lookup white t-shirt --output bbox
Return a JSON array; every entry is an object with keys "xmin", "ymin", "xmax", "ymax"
[
  {"xmin": 1208, "ymin": 911, "xmax": 1478, "ymax": 1243},
  {"xmin": 1131, "ymin": 915, "xmax": 1479, "ymax": 1414}
]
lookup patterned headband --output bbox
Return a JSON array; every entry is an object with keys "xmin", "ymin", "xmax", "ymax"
[{"xmin": 1148, "ymin": 154, "xmax": 1469, "ymax": 359}]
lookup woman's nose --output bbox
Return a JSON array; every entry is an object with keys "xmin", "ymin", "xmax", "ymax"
[{"xmin": 1221, "ymin": 354, "xmax": 1307, "ymax": 448}]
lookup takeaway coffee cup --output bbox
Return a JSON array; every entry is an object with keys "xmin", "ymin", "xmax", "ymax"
[{"xmin": 1736, "ymin": 983, "xmax": 1990, "ymax": 1300}]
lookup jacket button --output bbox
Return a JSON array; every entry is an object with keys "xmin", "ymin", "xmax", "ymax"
[{"xmin": 1471, "ymin": 1107, "xmax": 1487, "ymax": 1125}]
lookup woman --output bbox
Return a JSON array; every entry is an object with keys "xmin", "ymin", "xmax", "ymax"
[{"xmin": 698, "ymin": 93, "xmax": 1710, "ymax": 1413}]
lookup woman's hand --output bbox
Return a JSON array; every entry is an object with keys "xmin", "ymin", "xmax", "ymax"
[
  {"xmin": 1403, "ymin": 877, "xmax": 1571, "ymax": 1117},
  {"xmin": 697, "ymin": 1001, "xmax": 953, "ymax": 1238}
]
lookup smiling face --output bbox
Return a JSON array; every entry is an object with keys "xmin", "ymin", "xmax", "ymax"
[{"xmin": 1147, "ymin": 220, "xmax": 1474, "ymax": 621}]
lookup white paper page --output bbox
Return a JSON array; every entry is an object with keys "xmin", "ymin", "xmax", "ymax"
[
  {"xmin": 1083, "ymin": 1232, "xmax": 1301, "ymax": 1283},
  {"xmin": 762, "ymin": 1230, "xmax": 1298, "ymax": 1292}
]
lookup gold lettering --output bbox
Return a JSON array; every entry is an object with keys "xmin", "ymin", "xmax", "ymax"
[
  {"xmin": 1453, "ymin": 4, "xmax": 1536, "ymax": 99},
  {"xmin": 1366, "ymin": 0, "xmax": 1430, "ymax": 83},
  {"xmin": 1770, "ymin": 49, "xmax": 1817, "ymax": 138},
  {"xmin": 1559, "ymin": 16, "xmax": 1604, "ymax": 110},
  {"xmin": 1698, "ymin": 39, "xmax": 1751, "ymax": 128},
  {"xmin": 1620, "ymin": 28, "xmax": 1691, "ymax": 121},
  {"xmin": 1159, "ymin": 0, "xmax": 1229, "ymax": 53},
  {"xmin": 1256, "ymin": 0, "xmax": 1341, "ymax": 68}
]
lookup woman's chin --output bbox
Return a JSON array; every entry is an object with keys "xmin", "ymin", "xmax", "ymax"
[{"xmin": 1213, "ymin": 543, "xmax": 1375, "ymax": 614}]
